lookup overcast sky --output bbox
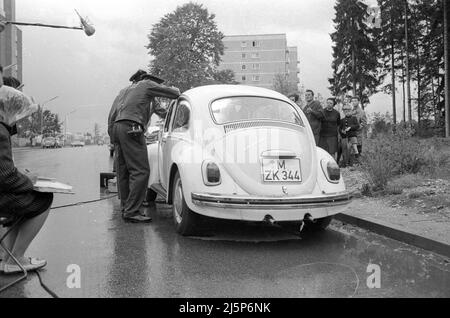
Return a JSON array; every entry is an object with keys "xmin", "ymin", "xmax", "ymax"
[{"xmin": 17, "ymin": 0, "xmax": 391, "ymax": 134}]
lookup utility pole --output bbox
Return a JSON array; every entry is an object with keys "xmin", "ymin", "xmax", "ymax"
[
  {"xmin": 404, "ymin": 0, "xmax": 412, "ymax": 123},
  {"xmin": 444, "ymin": 0, "xmax": 450, "ymax": 138}
]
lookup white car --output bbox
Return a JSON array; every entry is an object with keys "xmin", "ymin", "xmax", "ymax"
[
  {"xmin": 147, "ymin": 85, "xmax": 352, "ymax": 236},
  {"xmin": 71, "ymin": 140, "xmax": 85, "ymax": 147}
]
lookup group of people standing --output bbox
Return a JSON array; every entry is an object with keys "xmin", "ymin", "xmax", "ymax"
[{"xmin": 290, "ymin": 91, "xmax": 367, "ymax": 167}]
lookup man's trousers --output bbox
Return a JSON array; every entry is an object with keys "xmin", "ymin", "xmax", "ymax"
[{"xmin": 113, "ymin": 121, "xmax": 150, "ymax": 216}]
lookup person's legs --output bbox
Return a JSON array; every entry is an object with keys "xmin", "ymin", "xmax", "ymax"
[
  {"xmin": 352, "ymin": 144, "xmax": 359, "ymax": 155},
  {"xmin": 119, "ymin": 130, "xmax": 150, "ymax": 216},
  {"xmin": 0, "ymin": 226, "xmax": 16, "ymax": 260},
  {"xmin": 336, "ymin": 138, "xmax": 343, "ymax": 165},
  {"xmin": 318, "ymin": 135, "xmax": 327, "ymax": 152},
  {"xmin": 357, "ymin": 135, "xmax": 363, "ymax": 156},
  {"xmin": 114, "ymin": 122, "xmax": 151, "ymax": 222},
  {"xmin": 114, "ymin": 124, "xmax": 130, "ymax": 211},
  {"xmin": 328, "ymin": 136, "xmax": 339, "ymax": 161},
  {"xmin": 341, "ymin": 138, "xmax": 349, "ymax": 167},
  {"xmin": 3, "ymin": 209, "xmax": 50, "ymax": 265}
]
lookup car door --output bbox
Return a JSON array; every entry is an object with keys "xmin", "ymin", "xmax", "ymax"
[
  {"xmin": 159, "ymin": 100, "xmax": 177, "ymax": 191},
  {"xmin": 159, "ymin": 100, "xmax": 192, "ymax": 192}
]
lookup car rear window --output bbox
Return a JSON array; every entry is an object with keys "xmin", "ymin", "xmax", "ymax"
[{"xmin": 210, "ymin": 97, "xmax": 304, "ymax": 126}]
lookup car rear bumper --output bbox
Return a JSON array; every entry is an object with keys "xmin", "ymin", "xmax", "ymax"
[{"xmin": 191, "ymin": 191, "xmax": 352, "ymax": 210}]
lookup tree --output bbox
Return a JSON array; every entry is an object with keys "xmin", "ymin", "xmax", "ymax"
[
  {"xmin": 15, "ymin": 106, "xmax": 60, "ymax": 138},
  {"xmin": 147, "ymin": 2, "xmax": 231, "ymax": 92},
  {"xmin": 42, "ymin": 110, "xmax": 61, "ymax": 136},
  {"xmin": 373, "ymin": 0, "xmax": 449, "ymax": 135},
  {"xmin": 16, "ymin": 110, "xmax": 41, "ymax": 138},
  {"xmin": 272, "ymin": 73, "xmax": 295, "ymax": 96},
  {"xmin": 329, "ymin": 0, "xmax": 380, "ymax": 108},
  {"xmin": 444, "ymin": 0, "xmax": 450, "ymax": 137},
  {"xmin": 202, "ymin": 69, "xmax": 238, "ymax": 85},
  {"xmin": 377, "ymin": 0, "xmax": 406, "ymax": 124}
]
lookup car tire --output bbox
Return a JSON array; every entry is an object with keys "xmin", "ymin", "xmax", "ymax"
[
  {"xmin": 146, "ymin": 189, "xmax": 158, "ymax": 202},
  {"xmin": 308, "ymin": 216, "xmax": 333, "ymax": 231},
  {"xmin": 172, "ymin": 171, "xmax": 202, "ymax": 236}
]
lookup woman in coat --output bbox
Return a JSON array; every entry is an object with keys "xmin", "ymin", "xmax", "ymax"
[
  {"xmin": 0, "ymin": 68, "xmax": 52, "ymax": 274},
  {"xmin": 319, "ymin": 98, "xmax": 341, "ymax": 160}
]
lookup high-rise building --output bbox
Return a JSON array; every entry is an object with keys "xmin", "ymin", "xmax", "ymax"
[
  {"xmin": 0, "ymin": 0, "xmax": 22, "ymax": 82},
  {"xmin": 219, "ymin": 34, "xmax": 299, "ymax": 92}
]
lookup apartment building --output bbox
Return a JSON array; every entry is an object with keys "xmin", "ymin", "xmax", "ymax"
[{"xmin": 219, "ymin": 34, "xmax": 299, "ymax": 92}]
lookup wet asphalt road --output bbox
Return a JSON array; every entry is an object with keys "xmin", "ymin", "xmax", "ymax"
[{"xmin": 1, "ymin": 146, "xmax": 449, "ymax": 298}]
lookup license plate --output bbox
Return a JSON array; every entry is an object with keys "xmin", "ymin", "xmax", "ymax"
[{"xmin": 262, "ymin": 159, "xmax": 302, "ymax": 183}]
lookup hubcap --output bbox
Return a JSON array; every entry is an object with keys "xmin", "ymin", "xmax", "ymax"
[{"xmin": 173, "ymin": 179, "xmax": 184, "ymax": 224}]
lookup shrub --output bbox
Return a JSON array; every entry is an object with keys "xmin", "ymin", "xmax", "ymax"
[
  {"xmin": 360, "ymin": 136, "xmax": 396, "ymax": 190},
  {"xmin": 361, "ymin": 126, "xmax": 444, "ymax": 191},
  {"xmin": 369, "ymin": 112, "xmax": 392, "ymax": 138}
]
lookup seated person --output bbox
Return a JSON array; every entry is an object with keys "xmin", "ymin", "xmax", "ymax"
[{"xmin": 0, "ymin": 67, "xmax": 52, "ymax": 274}]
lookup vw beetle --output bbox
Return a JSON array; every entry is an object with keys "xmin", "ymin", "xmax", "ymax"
[{"xmin": 147, "ymin": 85, "xmax": 351, "ymax": 236}]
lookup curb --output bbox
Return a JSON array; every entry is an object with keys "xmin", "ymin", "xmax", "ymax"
[{"xmin": 334, "ymin": 213, "xmax": 450, "ymax": 258}]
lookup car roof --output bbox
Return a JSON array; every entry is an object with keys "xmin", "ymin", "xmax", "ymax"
[{"xmin": 183, "ymin": 85, "xmax": 291, "ymax": 104}]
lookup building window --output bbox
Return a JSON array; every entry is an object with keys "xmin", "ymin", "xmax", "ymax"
[
  {"xmin": 241, "ymin": 64, "xmax": 246, "ymax": 71},
  {"xmin": 242, "ymin": 76, "xmax": 246, "ymax": 81},
  {"xmin": 251, "ymin": 53, "xmax": 260, "ymax": 59},
  {"xmin": 241, "ymin": 41, "xmax": 247, "ymax": 48},
  {"xmin": 252, "ymin": 63, "xmax": 260, "ymax": 70},
  {"xmin": 252, "ymin": 41, "xmax": 261, "ymax": 48},
  {"xmin": 252, "ymin": 75, "xmax": 260, "ymax": 82},
  {"xmin": 242, "ymin": 53, "xmax": 246, "ymax": 59}
]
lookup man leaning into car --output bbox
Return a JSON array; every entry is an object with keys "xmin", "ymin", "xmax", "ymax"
[
  {"xmin": 112, "ymin": 73, "xmax": 181, "ymax": 223},
  {"xmin": 108, "ymin": 70, "xmax": 147, "ymax": 172}
]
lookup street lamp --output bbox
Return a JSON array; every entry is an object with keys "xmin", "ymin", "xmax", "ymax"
[
  {"xmin": 0, "ymin": 9, "xmax": 95, "ymax": 36},
  {"xmin": 62, "ymin": 104, "xmax": 102, "ymax": 141}
]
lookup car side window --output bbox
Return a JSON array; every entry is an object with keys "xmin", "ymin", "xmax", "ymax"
[
  {"xmin": 164, "ymin": 100, "xmax": 176, "ymax": 132},
  {"xmin": 171, "ymin": 101, "xmax": 191, "ymax": 133}
]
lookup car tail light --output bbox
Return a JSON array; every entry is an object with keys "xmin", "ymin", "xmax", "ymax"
[
  {"xmin": 202, "ymin": 161, "xmax": 221, "ymax": 186},
  {"xmin": 321, "ymin": 159, "xmax": 341, "ymax": 184}
]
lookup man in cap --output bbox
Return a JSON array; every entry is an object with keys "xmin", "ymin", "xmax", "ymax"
[
  {"xmin": 113, "ymin": 73, "xmax": 180, "ymax": 223},
  {"xmin": 108, "ymin": 70, "xmax": 147, "ymax": 144}
]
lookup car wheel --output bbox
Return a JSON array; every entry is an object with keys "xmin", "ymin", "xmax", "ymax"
[
  {"xmin": 172, "ymin": 171, "xmax": 202, "ymax": 236},
  {"xmin": 308, "ymin": 216, "xmax": 333, "ymax": 231},
  {"xmin": 146, "ymin": 189, "xmax": 158, "ymax": 202}
]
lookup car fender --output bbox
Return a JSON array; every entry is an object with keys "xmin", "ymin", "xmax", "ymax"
[
  {"xmin": 315, "ymin": 147, "xmax": 346, "ymax": 194},
  {"xmin": 147, "ymin": 142, "xmax": 160, "ymax": 188},
  {"xmin": 166, "ymin": 139, "xmax": 202, "ymax": 205},
  {"xmin": 168, "ymin": 141, "xmax": 245, "ymax": 211}
]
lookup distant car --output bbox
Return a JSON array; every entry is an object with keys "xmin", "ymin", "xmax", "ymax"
[
  {"xmin": 71, "ymin": 140, "xmax": 85, "ymax": 148},
  {"xmin": 42, "ymin": 137, "xmax": 57, "ymax": 149},
  {"xmin": 98, "ymin": 140, "xmax": 105, "ymax": 146},
  {"xmin": 55, "ymin": 138, "xmax": 63, "ymax": 148},
  {"xmin": 146, "ymin": 85, "xmax": 352, "ymax": 236}
]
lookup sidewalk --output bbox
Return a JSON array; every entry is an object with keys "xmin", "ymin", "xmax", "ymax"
[{"xmin": 336, "ymin": 188, "xmax": 450, "ymax": 258}]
